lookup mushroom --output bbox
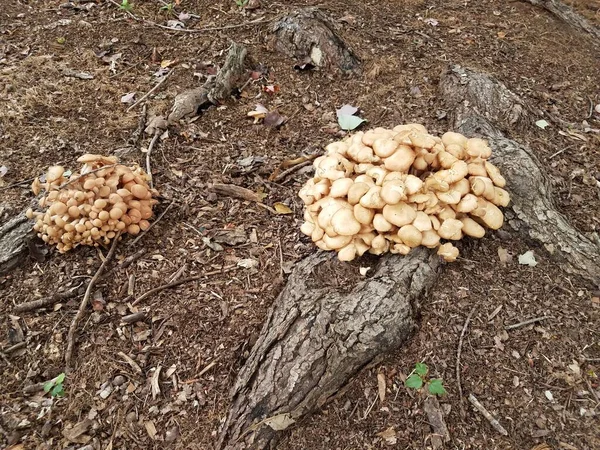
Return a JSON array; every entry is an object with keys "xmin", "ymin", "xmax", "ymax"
[
  {"xmin": 474, "ymin": 200, "xmax": 505, "ymax": 229},
  {"xmin": 398, "ymin": 224, "xmax": 422, "ymax": 247},
  {"xmin": 491, "ymin": 187, "xmax": 510, "ymax": 207},
  {"xmin": 409, "ymin": 132, "xmax": 436, "ymax": 149},
  {"xmin": 329, "ymin": 178, "xmax": 354, "ymax": 197},
  {"xmin": 382, "ymin": 203, "xmax": 416, "ymax": 227},
  {"xmin": 465, "ymin": 138, "xmax": 492, "ymax": 159},
  {"xmin": 373, "ymin": 213, "xmax": 394, "ymax": 232},
  {"xmin": 469, "ymin": 176, "xmax": 496, "ymax": 201},
  {"xmin": 421, "ymin": 229, "xmax": 441, "ymax": 248},
  {"xmin": 331, "ymin": 208, "xmax": 362, "ymax": 236},
  {"xmin": 455, "ymin": 194, "xmax": 479, "ymax": 213},
  {"xmin": 485, "ymin": 161, "xmax": 506, "ymax": 187},
  {"xmin": 390, "ymin": 243, "xmax": 411, "ymax": 255},
  {"xmin": 460, "ymin": 216, "xmax": 486, "ymax": 238},
  {"xmin": 354, "ymin": 204, "xmax": 375, "ymax": 225},
  {"xmin": 366, "ymin": 166, "xmax": 388, "ymax": 185},
  {"xmin": 438, "ymin": 218, "xmax": 464, "ymax": 240},
  {"xmin": 380, "ymin": 179, "xmax": 407, "ymax": 204},
  {"xmin": 373, "ymin": 138, "xmax": 399, "ymax": 158},
  {"xmin": 369, "ymin": 234, "xmax": 389, "ymax": 255},
  {"xmin": 437, "ymin": 242, "xmax": 459, "ymax": 262},
  {"xmin": 383, "ymin": 145, "xmax": 416, "ymax": 173},
  {"xmin": 433, "ymin": 160, "xmax": 468, "ymax": 184},
  {"xmin": 360, "ymin": 186, "xmax": 386, "ymax": 209},
  {"xmin": 403, "ymin": 175, "xmax": 424, "ymax": 194},
  {"xmin": 412, "ymin": 211, "xmax": 432, "ymax": 231},
  {"xmin": 467, "ymin": 161, "xmax": 488, "ymax": 177}
]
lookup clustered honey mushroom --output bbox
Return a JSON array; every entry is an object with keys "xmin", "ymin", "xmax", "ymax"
[
  {"xmin": 27, "ymin": 154, "xmax": 159, "ymax": 252},
  {"xmin": 299, "ymin": 124, "xmax": 510, "ymax": 262}
]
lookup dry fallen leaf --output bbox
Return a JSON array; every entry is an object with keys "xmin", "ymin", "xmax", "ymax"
[
  {"xmin": 263, "ymin": 413, "xmax": 295, "ymax": 431},
  {"xmin": 145, "ymin": 420, "xmax": 158, "ymax": 440},
  {"xmin": 377, "ymin": 426, "xmax": 397, "ymax": 445},
  {"xmin": 273, "ymin": 203, "xmax": 293, "ymax": 214}
]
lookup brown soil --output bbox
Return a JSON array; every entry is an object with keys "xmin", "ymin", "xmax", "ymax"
[{"xmin": 1, "ymin": 1, "xmax": 599, "ymax": 449}]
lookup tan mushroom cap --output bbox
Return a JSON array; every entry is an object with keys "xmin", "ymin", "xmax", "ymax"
[
  {"xmin": 329, "ymin": 178, "xmax": 354, "ymax": 198},
  {"xmin": 383, "ymin": 202, "xmax": 416, "ymax": 227},
  {"xmin": 437, "ymin": 242, "xmax": 459, "ymax": 262},
  {"xmin": 331, "ymin": 208, "xmax": 361, "ymax": 236},
  {"xmin": 460, "ymin": 216, "xmax": 486, "ymax": 238},
  {"xmin": 354, "ymin": 204, "xmax": 375, "ymax": 225},
  {"xmin": 466, "ymin": 138, "xmax": 492, "ymax": 159},
  {"xmin": 373, "ymin": 213, "xmax": 394, "ymax": 232},
  {"xmin": 384, "ymin": 145, "xmax": 416, "ymax": 173},
  {"xmin": 485, "ymin": 161, "xmax": 506, "ymax": 187},
  {"xmin": 380, "ymin": 179, "xmax": 407, "ymax": 205},
  {"xmin": 347, "ymin": 182, "xmax": 371, "ymax": 204},
  {"xmin": 360, "ymin": 186, "xmax": 386, "ymax": 209},
  {"xmin": 372, "ymin": 138, "xmax": 399, "ymax": 158},
  {"xmin": 398, "ymin": 224, "xmax": 422, "ymax": 247},
  {"xmin": 421, "ymin": 229, "xmax": 441, "ymax": 248},
  {"xmin": 438, "ymin": 218, "xmax": 464, "ymax": 240}
]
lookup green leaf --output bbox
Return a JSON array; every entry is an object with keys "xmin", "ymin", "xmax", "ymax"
[
  {"xmin": 43, "ymin": 381, "xmax": 53, "ymax": 393},
  {"xmin": 414, "ymin": 362, "xmax": 428, "ymax": 377},
  {"xmin": 337, "ymin": 114, "xmax": 365, "ymax": 131},
  {"xmin": 405, "ymin": 374, "xmax": 423, "ymax": 390},
  {"xmin": 51, "ymin": 384, "xmax": 65, "ymax": 398},
  {"xmin": 55, "ymin": 373, "xmax": 66, "ymax": 384},
  {"xmin": 428, "ymin": 379, "xmax": 447, "ymax": 396}
]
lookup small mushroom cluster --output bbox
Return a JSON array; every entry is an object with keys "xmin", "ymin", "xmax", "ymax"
[
  {"xmin": 28, "ymin": 154, "xmax": 159, "ymax": 252},
  {"xmin": 299, "ymin": 124, "xmax": 510, "ymax": 262}
]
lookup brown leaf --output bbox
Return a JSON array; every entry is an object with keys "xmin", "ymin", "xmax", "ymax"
[
  {"xmin": 145, "ymin": 420, "xmax": 158, "ymax": 440},
  {"xmin": 377, "ymin": 427, "xmax": 397, "ymax": 445},
  {"xmin": 273, "ymin": 203, "xmax": 293, "ymax": 214}
]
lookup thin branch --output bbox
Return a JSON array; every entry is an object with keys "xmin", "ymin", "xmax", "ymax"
[
  {"xmin": 271, "ymin": 159, "xmax": 316, "ymax": 182},
  {"xmin": 0, "ymin": 177, "xmax": 36, "ymax": 191},
  {"xmin": 152, "ymin": 16, "xmax": 268, "ymax": 33},
  {"xmin": 131, "ymin": 265, "xmax": 236, "ymax": 306},
  {"xmin": 128, "ymin": 200, "xmax": 174, "ymax": 247},
  {"xmin": 468, "ymin": 394, "xmax": 508, "ymax": 436},
  {"xmin": 127, "ymin": 69, "xmax": 175, "ymax": 112},
  {"xmin": 13, "ymin": 284, "xmax": 82, "ymax": 313},
  {"xmin": 456, "ymin": 306, "xmax": 477, "ymax": 407},
  {"xmin": 145, "ymin": 131, "xmax": 160, "ymax": 189},
  {"xmin": 505, "ymin": 316, "xmax": 551, "ymax": 331},
  {"xmin": 65, "ymin": 233, "xmax": 121, "ymax": 372}
]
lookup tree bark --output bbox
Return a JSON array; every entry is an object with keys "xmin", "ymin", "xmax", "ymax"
[
  {"xmin": 0, "ymin": 212, "xmax": 33, "ymax": 275},
  {"xmin": 270, "ymin": 8, "xmax": 361, "ymax": 75},
  {"xmin": 523, "ymin": 0, "xmax": 600, "ymax": 40},
  {"xmin": 217, "ymin": 64, "xmax": 600, "ymax": 450},
  {"xmin": 439, "ymin": 65, "xmax": 600, "ymax": 283},
  {"xmin": 217, "ymin": 249, "xmax": 439, "ymax": 449}
]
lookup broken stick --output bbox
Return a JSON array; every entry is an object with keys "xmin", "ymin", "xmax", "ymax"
[{"xmin": 468, "ymin": 394, "xmax": 508, "ymax": 436}]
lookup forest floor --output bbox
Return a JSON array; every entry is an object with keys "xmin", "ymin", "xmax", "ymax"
[{"xmin": 1, "ymin": 0, "xmax": 599, "ymax": 449}]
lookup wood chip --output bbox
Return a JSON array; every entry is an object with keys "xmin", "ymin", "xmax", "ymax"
[
  {"xmin": 62, "ymin": 419, "xmax": 92, "ymax": 442},
  {"xmin": 144, "ymin": 420, "xmax": 158, "ymax": 440},
  {"xmin": 377, "ymin": 372, "xmax": 386, "ymax": 403},
  {"xmin": 151, "ymin": 365, "xmax": 162, "ymax": 400}
]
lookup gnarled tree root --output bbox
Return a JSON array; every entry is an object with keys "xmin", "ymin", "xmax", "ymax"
[
  {"xmin": 217, "ymin": 65, "xmax": 600, "ymax": 449},
  {"xmin": 0, "ymin": 212, "xmax": 32, "ymax": 275},
  {"xmin": 270, "ymin": 8, "xmax": 361, "ymax": 75},
  {"xmin": 523, "ymin": 0, "xmax": 600, "ymax": 40}
]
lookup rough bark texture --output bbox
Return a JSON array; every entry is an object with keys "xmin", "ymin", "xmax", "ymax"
[
  {"xmin": 440, "ymin": 65, "xmax": 600, "ymax": 283},
  {"xmin": 270, "ymin": 8, "xmax": 360, "ymax": 75},
  {"xmin": 523, "ymin": 0, "xmax": 600, "ymax": 40},
  {"xmin": 0, "ymin": 212, "xmax": 33, "ymax": 275},
  {"xmin": 217, "ymin": 249, "xmax": 440, "ymax": 449},
  {"xmin": 168, "ymin": 43, "xmax": 248, "ymax": 123}
]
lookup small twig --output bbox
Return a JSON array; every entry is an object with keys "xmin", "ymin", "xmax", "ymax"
[
  {"xmin": 468, "ymin": 394, "xmax": 508, "ymax": 436},
  {"xmin": 145, "ymin": 131, "xmax": 161, "ymax": 189},
  {"xmin": 13, "ymin": 284, "xmax": 83, "ymax": 313},
  {"xmin": 117, "ymin": 351, "xmax": 143, "ymax": 375},
  {"xmin": 505, "ymin": 316, "xmax": 551, "ymax": 331},
  {"xmin": 182, "ymin": 360, "xmax": 218, "ymax": 382},
  {"xmin": 584, "ymin": 377, "xmax": 600, "ymax": 405},
  {"xmin": 131, "ymin": 265, "xmax": 236, "ymax": 306},
  {"xmin": 0, "ymin": 177, "xmax": 36, "ymax": 191},
  {"xmin": 3, "ymin": 341, "xmax": 26, "ymax": 354},
  {"xmin": 456, "ymin": 306, "xmax": 477, "ymax": 407},
  {"xmin": 121, "ymin": 311, "xmax": 147, "ymax": 324},
  {"xmin": 549, "ymin": 147, "xmax": 570, "ymax": 159},
  {"xmin": 127, "ymin": 69, "xmax": 175, "ymax": 112},
  {"xmin": 271, "ymin": 159, "xmax": 315, "ymax": 182},
  {"xmin": 59, "ymin": 164, "xmax": 118, "ymax": 189},
  {"xmin": 128, "ymin": 201, "xmax": 174, "ymax": 247},
  {"xmin": 152, "ymin": 16, "xmax": 267, "ymax": 33},
  {"xmin": 129, "ymin": 104, "xmax": 148, "ymax": 148},
  {"xmin": 65, "ymin": 233, "xmax": 121, "ymax": 372}
]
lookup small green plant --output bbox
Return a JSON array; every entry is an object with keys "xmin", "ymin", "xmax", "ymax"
[
  {"xmin": 405, "ymin": 362, "xmax": 447, "ymax": 396},
  {"xmin": 160, "ymin": 2, "xmax": 175, "ymax": 13},
  {"xmin": 235, "ymin": 0, "xmax": 249, "ymax": 7},
  {"xmin": 120, "ymin": 0, "xmax": 133, "ymax": 12},
  {"xmin": 43, "ymin": 372, "xmax": 66, "ymax": 398}
]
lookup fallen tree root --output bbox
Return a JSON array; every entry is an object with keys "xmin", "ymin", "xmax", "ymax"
[
  {"xmin": 217, "ymin": 64, "xmax": 600, "ymax": 449},
  {"xmin": 439, "ymin": 65, "xmax": 600, "ymax": 283},
  {"xmin": 168, "ymin": 43, "xmax": 248, "ymax": 123},
  {"xmin": 523, "ymin": 0, "xmax": 600, "ymax": 40},
  {"xmin": 217, "ymin": 249, "xmax": 439, "ymax": 449}
]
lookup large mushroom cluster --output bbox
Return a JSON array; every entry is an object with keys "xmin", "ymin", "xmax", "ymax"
[
  {"xmin": 27, "ymin": 154, "xmax": 159, "ymax": 252},
  {"xmin": 299, "ymin": 124, "xmax": 510, "ymax": 262}
]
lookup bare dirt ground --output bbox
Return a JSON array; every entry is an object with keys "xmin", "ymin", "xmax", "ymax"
[{"xmin": 1, "ymin": 0, "xmax": 599, "ymax": 449}]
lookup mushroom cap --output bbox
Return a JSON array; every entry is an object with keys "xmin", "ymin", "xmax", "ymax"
[
  {"xmin": 437, "ymin": 242, "xmax": 459, "ymax": 262},
  {"xmin": 437, "ymin": 206, "xmax": 457, "ymax": 221},
  {"xmin": 468, "ymin": 161, "xmax": 488, "ymax": 177},
  {"xmin": 338, "ymin": 243, "xmax": 357, "ymax": 262},
  {"xmin": 383, "ymin": 145, "xmax": 416, "ymax": 173},
  {"xmin": 329, "ymin": 178, "xmax": 354, "ymax": 198},
  {"xmin": 421, "ymin": 229, "xmax": 441, "ymax": 248},
  {"xmin": 436, "ymin": 190, "xmax": 462, "ymax": 205},
  {"xmin": 325, "ymin": 141, "xmax": 349, "ymax": 156},
  {"xmin": 358, "ymin": 231, "xmax": 377, "ymax": 246},
  {"xmin": 398, "ymin": 224, "xmax": 423, "ymax": 247},
  {"xmin": 323, "ymin": 233, "xmax": 353, "ymax": 250},
  {"xmin": 331, "ymin": 208, "xmax": 362, "ymax": 236},
  {"xmin": 433, "ymin": 160, "xmax": 468, "ymax": 184},
  {"xmin": 412, "ymin": 211, "xmax": 432, "ymax": 231},
  {"xmin": 347, "ymin": 182, "xmax": 372, "ymax": 205},
  {"xmin": 466, "ymin": 138, "xmax": 492, "ymax": 159},
  {"xmin": 373, "ymin": 213, "xmax": 394, "ymax": 232},
  {"xmin": 455, "ymin": 194, "xmax": 479, "ymax": 213},
  {"xmin": 438, "ymin": 218, "xmax": 464, "ymax": 240},
  {"xmin": 380, "ymin": 179, "xmax": 407, "ymax": 205},
  {"xmin": 390, "ymin": 243, "xmax": 411, "ymax": 255},
  {"xmin": 369, "ymin": 234, "xmax": 389, "ymax": 255},
  {"xmin": 317, "ymin": 199, "xmax": 349, "ymax": 229},
  {"xmin": 300, "ymin": 221, "xmax": 315, "ymax": 236},
  {"xmin": 460, "ymin": 216, "xmax": 486, "ymax": 238},
  {"xmin": 359, "ymin": 186, "xmax": 386, "ymax": 209},
  {"xmin": 437, "ymin": 151, "xmax": 458, "ymax": 169},
  {"xmin": 451, "ymin": 178, "xmax": 471, "ymax": 196},
  {"xmin": 409, "ymin": 132, "xmax": 436, "ymax": 149},
  {"xmin": 476, "ymin": 200, "xmax": 505, "ymax": 229},
  {"xmin": 441, "ymin": 131, "xmax": 468, "ymax": 148},
  {"xmin": 470, "ymin": 176, "xmax": 496, "ymax": 200},
  {"xmin": 47, "ymin": 166, "xmax": 65, "ymax": 183},
  {"xmin": 372, "ymin": 138, "xmax": 399, "ymax": 158},
  {"xmin": 491, "ymin": 187, "xmax": 510, "ymax": 207},
  {"xmin": 366, "ymin": 166, "xmax": 388, "ymax": 185},
  {"xmin": 403, "ymin": 175, "xmax": 424, "ymax": 195},
  {"xmin": 382, "ymin": 202, "xmax": 416, "ymax": 227},
  {"xmin": 485, "ymin": 161, "xmax": 506, "ymax": 187},
  {"xmin": 353, "ymin": 204, "xmax": 375, "ymax": 225},
  {"xmin": 354, "ymin": 238, "xmax": 370, "ymax": 256}
]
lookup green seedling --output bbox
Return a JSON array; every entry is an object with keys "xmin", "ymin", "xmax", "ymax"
[
  {"xmin": 161, "ymin": 2, "xmax": 175, "ymax": 13},
  {"xmin": 120, "ymin": 0, "xmax": 133, "ymax": 12},
  {"xmin": 404, "ymin": 362, "xmax": 447, "ymax": 396},
  {"xmin": 43, "ymin": 372, "xmax": 66, "ymax": 398},
  {"xmin": 235, "ymin": 0, "xmax": 249, "ymax": 7}
]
